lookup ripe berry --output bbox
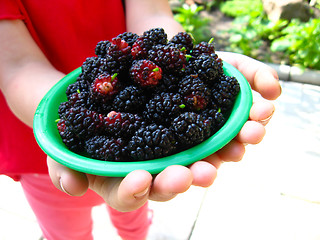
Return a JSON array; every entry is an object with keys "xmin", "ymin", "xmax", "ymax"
[
  {"xmin": 112, "ymin": 85, "xmax": 147, "ymax": 113},
  {"xmin": 57, "ymin": 119, "xmax": 84, "ymax": 152},
  {"xmin": 169, "ymin": 32, "xmax": 194, "ymax": 53},
  {"xmin": 191, "ymin": 40, "xmax": 216, "ymax": 57},
  {"xmin": 178, "ymin": 75, "xmax": 211, "ymax": 111},
  {"xmin": 170, "ymin": 112, "xmax": 211, "ymax": 148},
  {"xmin": 144, "ymin": 92, "xmax": 185, "ymax": 126},
  {"xmin": 127, "ymin": 124, "xmax": 176, "ymax": 161},
  {"xmin": 85, "ymin": 136, "xmax": 127, "ymax": 161},
  {"xmin": 95, "ymin": 40, "xmax": 111, "ymax": 57},
  {"xmin": 148, "ymin": 45, "xmax": 187, "ymax": 74}
]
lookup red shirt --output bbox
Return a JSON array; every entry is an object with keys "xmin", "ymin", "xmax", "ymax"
[{"xmin": 0, "ymin": 0, "xmax": 126, "ymax": 180}]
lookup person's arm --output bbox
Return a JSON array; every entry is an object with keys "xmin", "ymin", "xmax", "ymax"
[
  {"xmin": 125, "ymin": 0, "xmax": 184, "ymax": 38},
  {"xmin": 0, "ymin": 20, "xmax": 65, "ymax": 128}
]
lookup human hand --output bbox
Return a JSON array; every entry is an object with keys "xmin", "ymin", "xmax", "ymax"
[
  {"xmin": 47, "ymin": 52, "xmax": 281, "ymax": 212},
  {"xmin": 189, "ymin": 51, "xmax": 281, "ymax": 182}
]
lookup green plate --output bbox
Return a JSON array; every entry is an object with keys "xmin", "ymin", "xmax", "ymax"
[{"xmin": 33, "ymin": 61, "xmax": 253, "ymax": 177}]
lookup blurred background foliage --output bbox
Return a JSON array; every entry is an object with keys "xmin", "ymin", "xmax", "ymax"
[{"xmin": 170, "ymin": 0, "xmax": 320, "ymax": 70}]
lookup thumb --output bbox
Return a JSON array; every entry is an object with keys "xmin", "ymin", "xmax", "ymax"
[
  {"xmin": 47, "ymin": 156, "xmax": 89, "ymax": 196},
  {"xmin": 87, "ymin": 170, "xmax": 153, "ymax": 212}
]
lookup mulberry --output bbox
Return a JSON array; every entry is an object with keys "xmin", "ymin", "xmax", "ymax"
[
  {"xmin": 104, "ymin": 111, "xmax": 146, "ymax": 138},
  {"xmin": 186, "ymin": 54, "xmax": 223, "ymax": 85},
  {"xmin": 95, "ymin": 40, "xmax": 111, "ymax": 57},
  {"xmin": 116, "ymin": 32, "xmax": 139, "ymax": 46},
  {"xmin": 85, "ymin": 136, "xmax": 127, "ymax": 161},
  {"xmin": 144, "ymin": 92, "xmax": 185, "ymax": 126},
  {"xmin": 127, "ymin": 124, "xmax": 176, "ymax": 161},
  {"xmin": 112, "ymin": 85, "xmax": 147, "ymax": 113},
  {"xmin": 90, "ymin": 73, "xmax": 120, "ymax": 103},
  {"xmin": 65, "ymin": 78, "xmax": 90, "ymax": 99},
  {"xmin": 169, "ymin": 32, "xmax": 194, "ymax": 53},
  {"xmin": 147, "ymin": 45, "xmax": 187, "ymax": 75},
  {"xmin": 62, "ymin": 107, "xmax": 105, "ymax": 139},
  {"xmin": 201, "ymin": 108, "xmax": 226, "ymax": 135},
  {"xmin": 130, "ymin": 60, "xmax": 162, "ymax": 87},
  {"xmin": 170, "ymin": 112, "xmax": 211, "ymax": 148},
  {"xmin": 57, "ymin": 28, "xmax": 241, "ymax": 162},
  {"xmin": 178, "ymin": 75, "xmax": 211, "ymax": 111},
  {"xmin": 131, "ymin": 28, "xmax": 167, "ymax": 59},
  {"xmin": 81, "ymin": 56, "xmax": 118, "ymax": 82},
  {"xmin": 58, "ymin": 91, "xmax": 93, "ymax": 117},
  {"xmin": 57, "ymin": 119, "xmax": 84, "ymax": 152},
  {"xmin": 106, "ymin": 37, "xmax": 132, "ymax": 71},
  {"xmin": 212, "ymin": 75, "xmax": 240, "ymax": 112},
  {"xmin": 191, "ymin": 40, "xmax": 215, "ymax": 57}
]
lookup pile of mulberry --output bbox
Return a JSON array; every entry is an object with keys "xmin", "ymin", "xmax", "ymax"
[{"xmin": 57, "ymin": 28, "xmax": 240, "ymax": 162}]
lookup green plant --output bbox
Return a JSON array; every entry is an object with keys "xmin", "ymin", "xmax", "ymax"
[
  {"xmin": 224, "ymin": 11, "xmax": 287, "ymax": 59},
  {"xmin": 173, "ymin": 3, "xmax": 211, "ymax": 43},
  {"xmin": 271, "ymin": 18, "xmax": 320, "ymax": 69},
  {"xmin": 220, "ymin": 0, "xmax": 263, "ymax": 17}
]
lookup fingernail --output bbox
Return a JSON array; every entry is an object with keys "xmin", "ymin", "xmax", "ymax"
[
  {"xmin": 134, "ymin": 187, "xmax": 149, "ymax": 198},
  {"xmin": 59, "ymin": 177, "xmax": 72, "ymax": 196},
  {"xmin": 258, "ymin": 110, "xmax": 274, "ymax": 126}
]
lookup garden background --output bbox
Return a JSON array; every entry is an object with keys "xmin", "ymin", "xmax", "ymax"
[{"xmin": 170, "ymin": 0, "xmax": 320, "ymax": 72}]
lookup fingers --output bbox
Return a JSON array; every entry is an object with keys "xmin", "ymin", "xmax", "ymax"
[
  {"xmin": 87, "ymin": 170, "xmax": 153, "ymax": 212},
  {"xmin": 216, "ymin": 139, "xmax": 246, "ymax": 162},
  {"xmin": 249, "ymin": 100, "xmax": 275, "ymax": 126},
  {"xmin": 149, "ymin": 165, "xmax": 193, "ymax": 202},
  {"xmin": 217, "ymin": 51, "xmax": 282, "ymax": 100},
  {"xmin": 189, "ymin": 160, "xmax": 218, "ymax": 187},
  {"xmin": 47, "ymin": 156, "xmax": 89, "ymax": 196}
]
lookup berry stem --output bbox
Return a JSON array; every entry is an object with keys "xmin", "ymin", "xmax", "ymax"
[
  {"xmin": 111, "ymin": 73, "xmax": 118, "ymax": 81},
  {"xmin": 208, "ymin": 37, "xmax": 214, "ymax": 44}
]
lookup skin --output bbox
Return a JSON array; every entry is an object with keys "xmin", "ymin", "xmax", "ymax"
[{"xmin": 0, "ymin": 0, "xmax": 281, "ymax": 220}]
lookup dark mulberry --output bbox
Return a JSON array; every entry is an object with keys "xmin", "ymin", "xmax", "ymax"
[
  {"xmin": 191, "ymin": 41, "xmax": 215, "ymax": 57},
  {"xmin": 144, "ymin": 92, "xmax": 185, "ymax": 126},
  {"xmin": 62, "ymin": 107, "xmax": 105, "ymax": 139},
  {"xmin": 95, "ymin": 40, "xmax": 111, "ymax": 57},
  {"xmin": 104, "ymin": 111, "xmax": 146, "ymax": 138},
  {"xmin": 81, "ymin": 56, "xmax": 118, "ymax": 82},
  {"xmin": 85, "ymin": 136, "xmax": 127, "ymax": 161},
  {"xmin": 127, "ymin": 124, "xmax": 177, "ymax": 161},
  {"xmin": 147, "ymin": 45, "xmax": 187, "ymax": 75},
  {"xmin": 106, "ymin": 37, "xmax": 132, "ymax": 71},
  {"xmin": 131, "ymin": 28, "xmax": 167, "ymax": 59},
  {"xmin": 57, "ymin": 119, "xmax": 84, "ymax": 152},
  {"xmin": 178, "ymin": 75, "xmax": 211, "ymax": 111},
  {"xmin": 186, "ymin": 54, "xmax": 223, "ymax": 85},
  {"xmin": 201, "ymin": 108, "xmax": 226, "ymax": 135},
  {"xmin": 116, "ymin": 32, "xmax": 139, "ymax": 46},
  {"xmin": 58, "ymin": 91, "xmax": 93, "ymax": 117},
  {"xmin": 112, "ymin": 85, "xmax": 147, "ymax": 113},
  {"xmin": 65, "ymin": 78, "xmax": 90, "ymax": 99},
  {"xmin": 212, "ymin": 75, "xmax": 240, "ymax": 113},
  {"xmin": 170, "ymin": 112, "xmax": 211, "ymax": 148},
  {"xmin": 169, "ymin": 32, "xmax": 194, "ymax": 53}
]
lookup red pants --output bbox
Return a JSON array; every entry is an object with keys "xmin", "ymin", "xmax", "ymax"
[{"xmin": 20, "ymin": 174, "xmax": 151, "ymax": 240}]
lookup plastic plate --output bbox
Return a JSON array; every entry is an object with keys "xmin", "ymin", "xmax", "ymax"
[{"xmin": 33, "ymin": 61, "xmax": 253, "ymax": 177}]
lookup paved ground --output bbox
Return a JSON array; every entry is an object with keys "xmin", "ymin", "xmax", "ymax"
[{"xmin": 1, "ymin": 79, "xmax": 320, "ymax": 240}]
